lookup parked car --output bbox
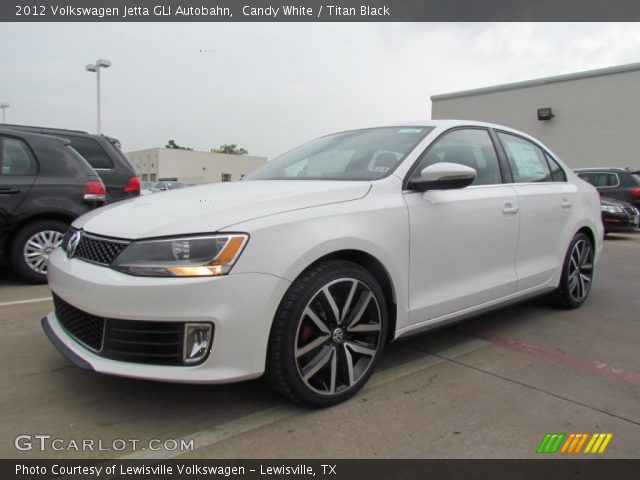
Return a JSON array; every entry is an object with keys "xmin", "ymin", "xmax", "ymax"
[
  {"xmin": 153, "ymin": 181, "xmax": 190, "ymax": 192},
  {"xmin": 140, "ymin": 181, "xmax": 158, "ymax": 196},
  {"xmin": 44, "ymin": 120, "xmax": 603, "ymax": 406},
  {"xmin": 599, "ymin": 196, "xmax": 639, "ymax": 233},
  {"xmin": 0, "ymin": 129, "xmax": 106, "ymax": 283},
  {"xmin": 0, "ymin": 124, "xmax": 139, "ymax": 202},
  {"xmin": 574, "ymin": 167, "xmax": 640, "ymax": 209}
]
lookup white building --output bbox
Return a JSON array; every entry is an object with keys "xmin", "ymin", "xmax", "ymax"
[
  {"xmin": 125, "ymin": 148, "xmax": 267, "ymax": 184},
  {"xmin": 431, "ymin": 62, "xmax": 640, "ymax": 169}
]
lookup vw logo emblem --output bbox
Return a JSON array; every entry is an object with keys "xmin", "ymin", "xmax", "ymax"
[
  {"xmin": 66, "ymin": 231, "xmax": 82, "ymax": 259},
  {"xmin": 332, "ymin": 327, "xmax": 344, "ymax": 344}
]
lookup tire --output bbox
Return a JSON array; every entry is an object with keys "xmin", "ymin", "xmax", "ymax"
[
  {"xmin": 265, "ymin": 260, "xmax": 388, "ymax": 407},
  {"xmin": 551, "ymin": 232, "xmax": 594, "ymax": 309},
  {"xmin": 10, "ymin": 219, "xmax": 68, "ymax": 284}
]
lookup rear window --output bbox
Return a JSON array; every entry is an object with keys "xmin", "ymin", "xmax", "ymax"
[
  {"xmin": 68, "ymin": 137, "xmax": 113, "ymax": 169},
  {"xmin": 67, "ymin": 146, "xmax": 98, "ymax": 175},
  {"xmin": 631, "ymin": 173, "xmax": 640, "ymax": 185}
]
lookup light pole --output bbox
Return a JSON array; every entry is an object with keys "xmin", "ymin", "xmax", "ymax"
[
  {"xmin": 85, "ymin": 59, "xmax": 111, "ymax": 134},
  {"xmin": 0, "ymin": 102, "xmax": 9, "ymax": 123}
]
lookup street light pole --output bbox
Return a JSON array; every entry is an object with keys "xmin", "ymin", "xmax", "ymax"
[
  {"xmin": 96, "ymin": 66, "xmax": 101, "ymax": 134},
  {"xmin": 0, "ymin": 102, "xmax": 9, "ymax": 123},
  {"xmin": 85, "ymin": 59, "xmax": 111, "ymax": 134}
]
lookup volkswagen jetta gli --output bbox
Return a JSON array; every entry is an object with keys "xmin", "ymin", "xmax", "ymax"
[{"xmin": 43, "ymin": 120, "xmax": 603, "ymax": 406}]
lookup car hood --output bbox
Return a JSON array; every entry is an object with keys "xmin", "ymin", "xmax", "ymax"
[
  {"xmin": 600, "ymin": 196, "xmax": 633, "ymax": 208},
  {"xmin": 74, "ymin": 180, "xmax": 372, "ymax": 239}
]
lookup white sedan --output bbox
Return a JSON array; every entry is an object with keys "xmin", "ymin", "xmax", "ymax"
[{"xmin": 43, "ymin": 120, "xmax": 603, "ymax": 406}]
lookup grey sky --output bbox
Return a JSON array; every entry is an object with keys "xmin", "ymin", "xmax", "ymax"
[{"xmin": 1, "ymin": 22, "xmax": 639, "ymax": 157}]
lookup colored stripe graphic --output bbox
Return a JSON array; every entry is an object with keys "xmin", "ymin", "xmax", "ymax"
[
  {"xmin": 584, "ymin": 433, "xmax": 613, "ymax": 453},
  {"xmin": 536, "ymin": 433, "xmax": 565, "ymax": 453},
  {"xmin": 538, "ymin": 433, "xmax": 613, "ymax": 454},
  {"xmin": 562, "ymin": 433, "xmax": 588, "ymax": 453}
]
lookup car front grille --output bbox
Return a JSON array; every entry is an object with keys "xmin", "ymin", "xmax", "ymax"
[
  {"xmin": 52, "ymin": 293, "xmax": 191, "ymax": 366},
  {"xmin": 74, "ymin": 234, "xmax": 129, "ymax": 266},
  {"xmin": 102, "ymin": 320, "xmax": 184, "ymax": 365},
  {"xmin": 53, "ymin": 292, "xmax": 104, "ymax": 351}
]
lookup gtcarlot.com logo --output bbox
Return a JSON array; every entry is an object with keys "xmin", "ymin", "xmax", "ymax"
[
  {"xmin": 14, "ymin": 434, "xmax": 194, "ymax": 452},
  {"xmin": 536, "ymin": 432, "xmax": 613, "ymax": 454}
]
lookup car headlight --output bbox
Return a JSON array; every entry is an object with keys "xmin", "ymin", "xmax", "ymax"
[
  {"xmin": 112, "ymin": 234, "xmax": 248, "ymax": 277},
  {"xmin": 601, "ymin": 205, "xmax": 624, "ymax": 213}
]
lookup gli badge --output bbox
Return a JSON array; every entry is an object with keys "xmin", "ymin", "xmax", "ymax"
[{"xmin": 66, "ymin": 231, "xmax": 82, "ymax": 259}]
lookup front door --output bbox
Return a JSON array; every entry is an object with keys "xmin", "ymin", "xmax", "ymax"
[{"xmin": 404, "ymin": 128, "xmax": 520, "ymax": 325}]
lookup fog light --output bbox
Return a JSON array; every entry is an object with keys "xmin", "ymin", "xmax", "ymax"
[{"xmin": 183, "ymin": 323, "xmax": 213, "ymax": 364}]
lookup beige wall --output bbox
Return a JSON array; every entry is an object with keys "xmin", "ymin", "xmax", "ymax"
[
  {"xmin": 126, "ymin": 148, "xmax": 267, "ymax": 184},
  {"xmin": 431, "ymin": 67, "xmax": 640, "ymax": 170}
]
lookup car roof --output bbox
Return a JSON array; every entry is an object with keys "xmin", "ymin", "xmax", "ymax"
[
  {"xmin": 0, "ymin": 123, "xmax": 121, "ymax": 144},
  {"xmin": 574, "ymin": 167, "xmax": 633, "ymax": 172},
  {"xmin": 324, "ymin": 119, "xmax": 539, "ymax": 141},
  {"xmin": 0, "ymin": 123, "xmax": 88, "ymax": 135},
  {"xmin": 0, "ymin": 128, "xmax": 71, "ymax": 145}
]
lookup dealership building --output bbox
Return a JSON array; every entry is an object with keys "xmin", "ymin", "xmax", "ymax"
[
  {"xmin": 431, "ymin": 62, "xmax": 640, "ymax": 169},
  {"xmin": 125, "ymin": 148, "xmax": 267, "ymax": 184}
]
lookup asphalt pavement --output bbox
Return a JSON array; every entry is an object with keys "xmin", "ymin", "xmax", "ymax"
[{"xmin": 1, "ymin": 234, "xmax": 638, "ymax": 459}]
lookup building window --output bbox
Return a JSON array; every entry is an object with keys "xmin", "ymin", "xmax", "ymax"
[
  {"xmin": 150, "ymin": 174, "xmax": 157, "ymax": 182},
  {"xmin": 141, "ymin": 174, "xmax": 148, "ymax": 181},
  {"xmin": 221, "ymin": 173, "xmax": 232, "ymax": 182}
]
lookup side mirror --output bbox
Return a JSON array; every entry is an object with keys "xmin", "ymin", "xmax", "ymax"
[{"xmin": 409, "ymin": 162, "xmax": 476, "ymax": 192}]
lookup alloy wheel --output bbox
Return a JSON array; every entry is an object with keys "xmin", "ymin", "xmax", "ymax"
[
  {"xmin": 567, "ymin": 238, "xmax": 593, "ymax": 303},
  {"xmin": 294, "ymin": 277, "xmax": 382, "ymax": 396},
  {"xmin": 23, "ymin": 230, "xmax": 64, "ymax": 274}
]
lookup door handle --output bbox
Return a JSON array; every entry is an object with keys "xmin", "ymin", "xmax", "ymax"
[
  {"xmin": 502, "ymin": 203, "xmax": 519, "ymax": 215},
  {"xmin": 0, "ymin": 188, "xmax": 20, "ymax": 195},
  {"xmin": 561, "ymin": 199, "xmax": 572, "ymax": 209}
]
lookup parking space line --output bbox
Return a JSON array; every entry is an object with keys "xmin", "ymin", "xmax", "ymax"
[
  {"xmin": 118, "ymin": 340, "xmax": 487, "ymax": 460},
  {"xmin": 470, "ymin": 331, "xmax": 640, "ymax": 386},
  {"xmin": 0, "ymin": 297, "xmax": 51, "ymax": 307}
]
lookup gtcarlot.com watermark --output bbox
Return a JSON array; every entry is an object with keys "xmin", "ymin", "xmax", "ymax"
[{"xmin": 15, "ymin": 434, "xmax": 194, "ymax": 452}]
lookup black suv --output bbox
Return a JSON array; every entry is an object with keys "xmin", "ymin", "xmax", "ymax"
[
  {"xmin": 0, "ymin": 124, "xmax": 139, "ymax": 202},
  {"xmin": 575, "ymin": 167, "xmax": 640, "ymax": 209},
  {"xmin": 0, "ymin": 129, "xmax": 106, "ymax": 283}
]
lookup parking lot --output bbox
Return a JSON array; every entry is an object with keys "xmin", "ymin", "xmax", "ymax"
[{"xmin": 1, "ymin": 234, "xmax": 638, "ymax": 459}]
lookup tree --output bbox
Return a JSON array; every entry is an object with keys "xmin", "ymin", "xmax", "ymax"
[
  {"xmin": 214, "ymin": 144, "xmax": 248, "ymax": 155},
  {"xmin": 165, "ymin": 140, "xmax": 193, "ymax": 150}
]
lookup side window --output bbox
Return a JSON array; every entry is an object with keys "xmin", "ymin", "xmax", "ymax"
[
  {"xmin": 576, "ymin": 172, "xmax": 594, "ymax": 186},
  {"xmin": 577, "ymin": 172, "xmax": 618, "ymax": 188},
  {"xmin": 413, "ymin": 129, "xmax": 502, "ymax": 186},
  {"xmin": 1, "ymin": 137, "xmax": 38, "ymax": 176},
  {"xmin": 544, "ymin": 153, "xmax": 567, "ymax": 182},
  {"xmin": 69, "ymin": 137, "xmax": 113, "ymax": 169},
  {"xmin": 498, "ymin": 132, "xmax": 551, "ymax": 183}
]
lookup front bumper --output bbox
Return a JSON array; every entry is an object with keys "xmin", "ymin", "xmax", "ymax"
[
  {"xmin": 603, "ymin": 212, "xmax": 639, "ymax": 232},
  {"xmin": 44, "ymin": 248, "xmax": 291, "ymax": 383}
]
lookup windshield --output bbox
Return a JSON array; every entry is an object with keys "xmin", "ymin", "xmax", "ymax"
[{"xmin": 245, "ymin": 126, "xmax": 433, "ymax": 181}]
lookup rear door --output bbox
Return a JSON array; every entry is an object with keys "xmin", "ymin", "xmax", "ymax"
[
  {"xmin": 0, "ymin": 135, "xmax": 38, "ymax": 231},
  {"xmin": 405, "ymin": 128, "xmax": 520, "ymax": 324},
  {"xmin": 496, "ymin": 131, "xmax": 577, "ymax": 291}
]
